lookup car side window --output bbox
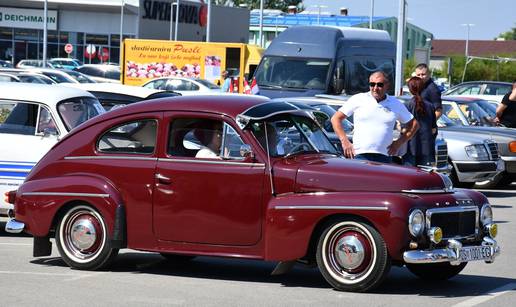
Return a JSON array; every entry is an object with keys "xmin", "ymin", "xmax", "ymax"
[
  {"xmin": 97, "ymin": 119, "xmax": 157, "ymax": 154},
  {"xmin": 145, "ymin": 79, "xmax": 166, "ymax": 90},
  {"xmin": 167, "ymin": 118, "xmax": 245, "ymax": 160},
  {"xmin": 36, "ymin": 107, "xmax": 58, "ymax": 136},
  {"xmin": 0, "ymin": 101, "xmax": 39, "ymax": 135}
]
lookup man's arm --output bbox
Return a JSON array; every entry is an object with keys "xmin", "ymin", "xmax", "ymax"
[
  {"xmin": 495, "ymin": 103, "xmax": 507, "ymax": 123},
  {"xmin": 388, "ymin": 118, "xmax": 419, "ymax": 155},
  {"xmin": 331, "ymin": 111, "xmax": 354, "ymax": 158},
  {"xmin": 509, "ymin": 86, "xmax": 516, "ymax": 101}
]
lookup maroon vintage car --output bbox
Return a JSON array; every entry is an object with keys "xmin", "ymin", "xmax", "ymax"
[{"xmin": 5, "ymin": 95, "xmax": 500, "ymax": 292}]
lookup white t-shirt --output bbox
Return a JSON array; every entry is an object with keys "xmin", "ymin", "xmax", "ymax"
[
  {"xmin": 338, "ymin": 92, "xmax": 413, "ymax": 155},
  {"xmin": 195, "ymin": 146, "xmax": 219, "ymax": 159}
]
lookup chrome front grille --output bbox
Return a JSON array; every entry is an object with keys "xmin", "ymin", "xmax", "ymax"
[
  {"xmin": 486, "ymin": 142, "xmax": 499, "ymax": 160},
  {"xmin": 426, "ymin": 206, "xmax": 479, "ymax": 240},
  {"xmin": 435, "ymin": 139, "xmax": 448, "ymax": 168}
]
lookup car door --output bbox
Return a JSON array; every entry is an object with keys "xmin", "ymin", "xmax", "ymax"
[{"xmin": 152, "ymin": 112, "xmax": 266, "ymax": 246}]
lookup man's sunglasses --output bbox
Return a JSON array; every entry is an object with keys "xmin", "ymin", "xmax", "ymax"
[{"xmin": 369, "ymin": 82, "xmax": 385, "ymax": 88}]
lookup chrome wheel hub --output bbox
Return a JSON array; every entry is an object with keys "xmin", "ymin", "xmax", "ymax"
[
  {"xmin": 334, "ymin": 235, "xmax": 365, "ymax": 270},
  {"xmin": 70, "ymin": 218, "xmax": 97, "ymax": 250}
]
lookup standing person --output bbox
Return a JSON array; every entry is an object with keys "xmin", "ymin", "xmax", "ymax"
[
  {"xmin": 495, "ymin": 80, "xmax": 516, "ymax": 128},
  {"xmin": 220, "ymin": 70, "xmax": 231, "ymax": 92},
  {"xmin": 331, "ymin": 71, "xmax": 419, "ymax": 163},
  {"xmin": 414, "ymin": 63, "xmax": 442, "ymax": 119},
  {"xmin": 402, "ymin": 77, "xmax": 437, "ymax": 167}
]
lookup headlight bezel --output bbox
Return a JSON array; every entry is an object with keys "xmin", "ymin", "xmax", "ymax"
[
  {"xmin": 480, "ymin": 204, "xmax": 493, "ymax": 226},
  {"xmin": 408, "ymin": 209, "xmax": 425, "ymax": 238}
]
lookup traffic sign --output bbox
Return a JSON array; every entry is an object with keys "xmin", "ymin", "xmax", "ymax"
[{"xmin": 64, "ymin": 43, "xmax": 73, "ymax": 54}]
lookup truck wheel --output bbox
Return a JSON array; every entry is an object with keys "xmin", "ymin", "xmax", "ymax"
[
  {"xmin": 406, "ymin": 262, "xmax": 467, "ymax": 280},
  {"xmin": 56, "ymin": 205, "xmax": 118, "ymax": 270},
  {"xmin": 316, "ymin": 219, "xmax": 390, "ymax": 292}
]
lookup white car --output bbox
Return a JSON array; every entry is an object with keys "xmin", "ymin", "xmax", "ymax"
[
  {"xmin": 443, "ymin": 81, "xmax": 512, "ymax": 103},
  {"xmin": 142, "ymin": 77, "xmax": 221, "ymax": 95},
  {"xmin": 0, "ymin": 83, "xmax": 105, "ymax": 215}
]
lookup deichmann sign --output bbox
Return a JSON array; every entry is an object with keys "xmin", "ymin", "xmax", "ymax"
[{"xmin": 0, "ymin": 7, "xmax": 57, "ymax": 30}]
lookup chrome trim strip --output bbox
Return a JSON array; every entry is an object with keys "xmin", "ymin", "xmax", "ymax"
[
  {"xmin": 501, "ymin": 156, "xmax": 516, "ymax": 161},
  {"xmin": 65, "ymin": 156, "xmax": 157, "ymax": 161},
  {"xmin": 22, "ymin": 192, "xmax": 110, "ymax": 198},
  {"xmin": 401, "ymin": 189, "xmax": 452, "ymax": 194},
  {"xmin": 274, "ymin": 205, "xmax": 389, "ymax": 211},
  {"xmin": 158, "ymin": 158, "xmax": 265, "ymax": 168}
]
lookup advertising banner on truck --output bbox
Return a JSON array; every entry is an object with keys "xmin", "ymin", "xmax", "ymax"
[{"xmin": 121, "ymin": 39, "xmax": 263, "ymax": 93}]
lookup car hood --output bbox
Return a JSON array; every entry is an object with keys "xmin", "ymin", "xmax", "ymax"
[
  {"xmin": 441, "ymin": 126, "xmax": 515, "ymax": 140},
  {"xmin": 274, "ymin": 155, "xmax": 446, "ymax": 193}
]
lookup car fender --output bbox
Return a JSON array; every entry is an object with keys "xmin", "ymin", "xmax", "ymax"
[
  {"xmin": 14, "ymin": 174, "xmax": 124, "ymax": 239},
  {"xmin": 263, "ymin": 192, "xmax": 416, "ymax": 261}
]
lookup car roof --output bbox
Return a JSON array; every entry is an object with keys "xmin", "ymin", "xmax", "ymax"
[
  {"xmin": 451, "ymin": 81, "xmax": 512, "ymax": 86},
  {"xmin": 75, "ymin": 94, "xmax": 270, "ymax": 131},
  {"xmin": 61, "ymin": 83, "xmax": 166, "ymax": 98},
  {"xmin": 442, "ymin": 96, "xmax": 486, "ymax": 103},
  {"xmin": 79, "ymin": 64, "xmax": 120, "ymax": 71},
  {"xmin": 0, "ymin": 83, "xmax": 95, "ymax": 104}
]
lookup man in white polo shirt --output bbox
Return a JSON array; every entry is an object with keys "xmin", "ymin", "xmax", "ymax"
[{"xmin": 331, "ymin": 71, "xmax": 419, "ymax": 163}]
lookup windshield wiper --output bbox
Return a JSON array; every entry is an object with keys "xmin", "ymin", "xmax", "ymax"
[{"xmin": 258, "ymin": 84, "xmax": 282, "ymax": 89}]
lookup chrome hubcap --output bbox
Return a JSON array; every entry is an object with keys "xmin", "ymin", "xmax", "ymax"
[
  {"xmin": 334, "ymin": 235, "xmax": 365, "ymax": 270},
  {"xmin": 71, "ymin": 218, "xmax": 97, "ymax": 250}
]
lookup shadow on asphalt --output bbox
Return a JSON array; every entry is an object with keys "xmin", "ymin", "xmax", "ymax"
[{"xmin": 30, "ymin": 252, "xmax": 516, "ymax": 295}]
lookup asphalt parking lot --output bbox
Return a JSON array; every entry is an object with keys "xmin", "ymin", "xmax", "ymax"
[{"xmin": 1, "ymin": 186, "xmax": 515, "ymax": 306}]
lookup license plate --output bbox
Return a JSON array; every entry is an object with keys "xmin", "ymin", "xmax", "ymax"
[{"xmin": 459, "ymin": 246, "xmax": 492, "ymax": 262}]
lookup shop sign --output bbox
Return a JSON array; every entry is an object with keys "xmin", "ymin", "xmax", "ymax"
[
  {"xmin": 141, "ymin": 0, "xmax": 206, "ymax": 27},
  {"xmin": 0, "ymin": 7, "xmax": 57, "ymax": 30}
]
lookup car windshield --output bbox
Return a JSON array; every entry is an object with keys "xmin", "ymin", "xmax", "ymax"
[
  {"xmin": 195, "ymin": 78, "xmax": 220, "ymax": 89},
  {"xmin": 436, "ymin": 114, "xmax": 460, "ymax": 127},
  {"xmin": 455, "ymin": 101, "xmax": 497, "ymax": 127},
  {"xmin": 57, "ymin": 97, "xmax": 105, "ymax": 131},
  {"xmin": 254, "ymin": 56, "xmax": 330, "ymax": 90},
  {"xmin": 310, "ymin": 104, "xmax": 354, "ymax": 133},
  {"xmin": 65, "ymin": 70, "xmax": 96, "ymax": 83},
  {"xmin": 249, "ymin": 114, "xmax": 339, "ymax": 158}
]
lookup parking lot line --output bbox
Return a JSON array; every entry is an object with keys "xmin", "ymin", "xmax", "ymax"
[
  {"xmin": 0, "ymin": 242, "xmax": 31, "ymax": 246},
  {"xmin": 0, "ymin": 270, "xmax": 82, "ymax": 277},
  {"xmin": 452, "ymin": 283, "xmax": 516, "ymax": 307}
]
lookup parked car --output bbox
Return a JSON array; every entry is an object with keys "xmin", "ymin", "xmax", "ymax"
[
  {"xmin": 62, "ymin": 83, "xmax": 180, "ymax": 110},
  {"xmin": 49, "ymin": 58, "xmax": 83, "ymax": 70},
  {"xmin": 16, "ymin": 59, "xmax": 62, "ymax": 69},
  {"xmin": 60, "ymin": 69, "xmax": 96, "ymax": 83},
  {"xmin": 142, "ymin": 77, "xmax": 220, "ymax": 94},
  {"xmin": 441, "ymin": 96, "xmax": 500, "ymax": 127},
  {"xmin": 25, "ymin": 68, "xmax": 82, "ymax": 84},
  {"xmin": 75, "ymin": 64, "xmax": 121, "ymax": 83},
  {"xmin": 0, "ymin": 70, "xmax": 56, "ymax": 84},
  {"xmin": 0, "ymin": 59, "xmax": 13, "ymax": 68},
  {"xmin": 443, "ymin": 81, "xmax": 512, "ymax": 103},
  {"xmin": 0, "ymin": 83, "xmax": 105, "ymax": 216},
  {"xmin": 5, "ymin": 95, "xmax": 500, "ymax": 292}
]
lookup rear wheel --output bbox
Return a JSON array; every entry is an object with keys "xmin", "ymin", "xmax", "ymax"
[
  {"xmin": 56, "ymin": 205, "xmax": 118, "ymax": 270},
  {"xmin": 406, "ymin": 262, "xmax": 467, "ymax": 280},
  {"xmin": 316, "ymin": 219, "xmax": 390, "ymax": 292}
]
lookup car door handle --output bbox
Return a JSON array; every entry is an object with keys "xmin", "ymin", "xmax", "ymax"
[{"xmin": 155, "ymin": 173, "xmax": 172, "ymax": 184}]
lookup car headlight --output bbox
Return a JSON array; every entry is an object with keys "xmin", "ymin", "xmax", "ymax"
[
  {"xmin": 480, "ymin": 204, "xmax": 493, "ymax": 226},
  {"xmin": 408, "ymin": 209, "xmax": 425, "ymax": 237},
  {"xmin": 465, "ymin": 144, "xmax": 489, "ymax": 160},
  {"xmin": 437, "ymin": 172, "xmax": 454, "ymax": 192}
]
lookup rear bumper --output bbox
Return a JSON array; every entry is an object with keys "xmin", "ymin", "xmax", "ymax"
[
  {"xmin": 403, "ymin": 237, "xmax": 500, "ymax": 265},
  {"xmin": 5, "ymin": 219, "xmax": 25, "ymax": 234}
]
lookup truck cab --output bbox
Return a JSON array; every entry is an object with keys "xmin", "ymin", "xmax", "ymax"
[{"xmin": 254, "ymin": 26, "xmax": 396, "ymax": 98}]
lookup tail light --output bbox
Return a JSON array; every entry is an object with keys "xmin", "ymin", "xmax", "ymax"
[{"xmin": 4, "ymin": 190, "xmax": 16, "ymax": 204}]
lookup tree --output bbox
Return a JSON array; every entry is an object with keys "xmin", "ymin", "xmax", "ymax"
[
  {"xmin": 215, "ymin": 1, "xmax": 303, "ymax": 12},
  {"xmin": 497, "ymin": 25, "xmax": 516, "ymax": 40}
]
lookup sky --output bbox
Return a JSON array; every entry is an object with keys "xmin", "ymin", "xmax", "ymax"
[{"xmin": 302, "ymin": 0, "xmax": 516, "ymax": 40}]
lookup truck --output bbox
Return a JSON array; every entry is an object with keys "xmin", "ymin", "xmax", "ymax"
[
  {"xmin": 253, "ymin": 26, "xmax": 396, "ymax": 98},
  {"xmin": 121, "ymin": 39, "xmax": 263, "ymax": 93}
]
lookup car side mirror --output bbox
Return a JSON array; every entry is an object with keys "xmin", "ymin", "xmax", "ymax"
[{"xmin": 239, "ymin": 144, "xmax": 254, "ymax": 161}]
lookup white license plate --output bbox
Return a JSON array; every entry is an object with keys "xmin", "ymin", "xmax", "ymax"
[{"xmin": 459, "ymin": 246, "xmax": 492, "ymax": 262}]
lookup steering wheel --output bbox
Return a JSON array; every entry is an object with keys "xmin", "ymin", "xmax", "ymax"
[{"xmin": 284, "ymin": 142, "xmax": 311, "ymax": 157}]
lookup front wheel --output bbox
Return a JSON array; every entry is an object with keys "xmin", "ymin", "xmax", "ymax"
[
  {"xmin": 316, "ymin": 219, "xmax": 390, "ymax": 292},
  {"xmin": 406, "ymin": 262, "xmax": 467, "ymax": 280},
  {"xmin": 56, "ymin": 205, "xmax": 118, "ymax": 270}
]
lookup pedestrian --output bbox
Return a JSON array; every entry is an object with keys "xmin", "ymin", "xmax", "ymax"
[
  {"xmin": 414, "ymin": 63, "xmax": 442, "ymax": 119},
  {"xmin": 402, "ymin": 76, "xmax": 437, "ymax": 167},
  {"xmin": 220, "ymin": 70, "xmax": 231, "ymax": 92},
  {"xmin": 331, "ymin": 71, "xmax": 419, "ymax": 163},
  {"xmin": 495, "ymin": 79, "xmax": 516, "ymax": 128}
]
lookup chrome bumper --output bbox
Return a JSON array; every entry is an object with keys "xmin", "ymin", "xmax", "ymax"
[
  {"xmin": 5, "ymin": 219, "xmax": 25, "ymax": 233},
  {"xmin": 403, "ymin": 237, "xmax": 500, "ymax": 265}
]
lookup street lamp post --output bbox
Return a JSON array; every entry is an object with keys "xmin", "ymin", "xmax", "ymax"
[
  {"xmin": 174, "ymin": 0, "xmax": 180, "ymax": 41},
  {"xmin": 120, "ymin": 0, "xmax": 124, "ymax": 66},
  {"xmin": 461, "ymin": 23, "xmax": 474, "ymax": 57},
  {"xmin": 311, "ymin": 5, "xmax": 327, "ymax": 25},
  {"xmin": 259, "ymin": 0, "xmax": 264, "ymax": 47},
  {"xmin": 42, "ymin": 0, "xmax": 48, "ymax": 66},
  {"xmin": 369, "ymin": 0, "xmax": 375, "ymax": 29},
  {"xmin": 395, "ymin": 0, "xmax": 407, "ymax": 96}
]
